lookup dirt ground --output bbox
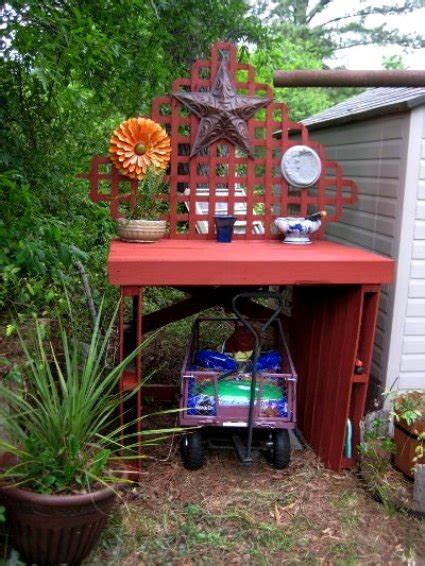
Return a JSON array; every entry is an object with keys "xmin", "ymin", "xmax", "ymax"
[
  {"xmin": 89, "ymin": 437, "xmax": 425, "ymax": 566},
  {"xmin": 1, "ymin": 321, "xmax": 424, "ymax": 565}
]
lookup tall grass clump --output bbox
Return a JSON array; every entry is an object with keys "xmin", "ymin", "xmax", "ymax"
[{"xmin": 0, "ymin": 303, "xmax": 173, "ymax": 494}]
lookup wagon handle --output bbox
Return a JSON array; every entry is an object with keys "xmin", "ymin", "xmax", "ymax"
[
  {"xmin": 231, "ymin": 291, "xmax": 283, "ymax": 464},
  {"xmin": 232, "ymin": 291, "xmax": 283, "ymax": 333}
]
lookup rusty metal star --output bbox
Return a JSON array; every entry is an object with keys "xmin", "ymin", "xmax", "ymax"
[{"xmin": 172, "ymin": 58, "xmax": 272, "ymax": 158}]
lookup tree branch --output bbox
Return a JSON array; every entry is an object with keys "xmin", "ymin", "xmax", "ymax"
[
  {"xmin": 320, "ymin": 0, "xmax": 424, "ymax": 27},
  {"xmin": 306, "ymin": 0, "xmax": 332, "ymax": 24},
  {"xmin": 75, "ymin": 260, "xmax": 97, "ymax": 328}
]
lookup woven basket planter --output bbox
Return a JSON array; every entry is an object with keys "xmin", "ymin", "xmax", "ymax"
[{"xmin": 116, "ymin": 219, "xmax": 166, "ymax": 243}]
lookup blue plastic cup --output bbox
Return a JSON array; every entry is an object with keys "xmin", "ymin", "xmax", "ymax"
[{"xmin": 214, "ymin": 215, "xmax": 237, "ymax": 243}]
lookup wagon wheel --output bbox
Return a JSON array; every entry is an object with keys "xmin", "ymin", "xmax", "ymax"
[
  {"xmin": 181, "ymin": 431, "xmax": 206, "ymax": 470},
  {"xmin": 265, "ymin": 429, "xmax": 290, "ymax": 469}
]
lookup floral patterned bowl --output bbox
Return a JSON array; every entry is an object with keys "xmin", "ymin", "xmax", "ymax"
[{"xmin": 274, "ymin": 216, "xmax": 322, "ymax": 244}]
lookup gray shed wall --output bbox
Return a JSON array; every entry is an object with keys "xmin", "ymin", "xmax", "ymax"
[{"xmin": 310, "ymin": 113, "xmax": 410, "ymax": 399}]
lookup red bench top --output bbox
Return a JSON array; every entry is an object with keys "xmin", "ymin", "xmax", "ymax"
[{"xmin": 108, "ymin": 239, "xmax": 394, "ymax": 287}]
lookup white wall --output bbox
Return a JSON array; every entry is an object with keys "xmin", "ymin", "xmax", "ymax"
[
  {"xmin": 310, "ymin": 113, "xmax": 411, "ymax": 398},
  {"xmin": 395, "ymin": 106, "xmax": 425, "ymax": 390}
]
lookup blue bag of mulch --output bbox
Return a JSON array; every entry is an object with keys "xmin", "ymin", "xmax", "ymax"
[
  {"xmin": 187, "ymin": 376, "xmax": 216, "ymax": 415},
  {"xmin": 194, "ymin": 350, "xmax": 238, "ymax": 372},
  {"xmin": 256, "ymin": 351, "xmax": 281, "ymax": 372}
]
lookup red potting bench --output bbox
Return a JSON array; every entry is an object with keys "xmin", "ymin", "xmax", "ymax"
[{"xmin": 81, "ymin": 43, "xmax": 394, "ymax": 473}]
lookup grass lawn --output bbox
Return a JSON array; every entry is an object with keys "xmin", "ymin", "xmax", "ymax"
[{"xmin": 90, "ymin": 445, "xmax": 425, "ymax": 565}]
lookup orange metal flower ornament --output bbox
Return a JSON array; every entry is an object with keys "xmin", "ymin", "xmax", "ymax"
[{"xmin": 109, "ymin": 117, "xmax": 171, "ymax": 180}]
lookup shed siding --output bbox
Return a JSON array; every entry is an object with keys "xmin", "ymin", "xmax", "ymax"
[
  {"xmin": 310, "ymin": 113, "xmax": 410, "ymax": 398},
  {"xmin": 399, "ymin": 109, "xmax": 425, "ymax": 389}
]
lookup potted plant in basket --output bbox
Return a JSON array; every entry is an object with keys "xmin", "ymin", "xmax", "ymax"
[
  {"xmin": 391, "ymin": 390, "xmax": 425, "ymax": 479},
  {"xmin": 109, "ymin": 117, "xmax": 171, "ymax": 243},
  {"xmin": 0, "ymin": 305, "xmax": 172, "ymax": 565},
  {"xmin": 116, "ymin": 166, "xmax": 168, "ymax": 242}
]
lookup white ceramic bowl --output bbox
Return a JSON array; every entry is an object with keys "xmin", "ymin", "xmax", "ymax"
[{"xmin": 274, "ymin": 217, "xmax": 321, "ymax": 244}]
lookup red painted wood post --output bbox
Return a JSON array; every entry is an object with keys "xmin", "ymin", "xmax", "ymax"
[
  {"xmin": 135, "ymin": 288, "xmax": 143, "ymax": 479},
  {"xmin": 291, "ymin": 285, "xmax": 365, "ymax": 471},
  {"xmin": 292, "ymin": 284, "xmax": 382, "ymax": 471},
  {"xmin": 324, "ymin": 287, "xmax": 363, "ymax": 470},
  {"xmin": 346, "ymin": 286, "xmax": 381, "ymax": 464},
  {"xmin": 118, "ymin": 288, "xmax": 125, "ymax": 432},
  {"xmin": 118, "ymin": 286, "xmax": 143, "ymax": 477}
]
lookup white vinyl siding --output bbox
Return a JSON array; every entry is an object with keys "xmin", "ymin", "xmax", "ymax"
[
  {"xmin": 399, "ymin": 109, "xmax": 425, "ymax": 389},
  {"xmin": 310, "ymin": 113, "xmax": 410, "ymax": 397}
]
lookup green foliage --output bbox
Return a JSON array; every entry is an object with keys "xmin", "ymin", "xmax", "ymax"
[
  {"xmin": 256, "ymin": 1, "xmax": 423, "ymax": 118},
  {"xmin": 391, "ymin": 391, "xmax": 424, "ymax": 426},
  {"xmin": 382, "ymin": 54, "xmax": 405, "ymax": 69},
  {"xmin": 0, "ymin": 303, "xmax": 176, "ymax": 494},
  {"xmin": 128, "ymin": 168, "xmax": 168, "ymax": 221},
  {"xmin": 390, "ymin": 390, "xmax": 425, "ymax": 468},
  {"xmin": 0, "ymin": 0, "xmax": 264, "ymax": 321},
  {"xmin": 358, "ymin": 418, "xmax": 398, "ymax": 509},
  {"xmin": 0, "ymin": 170, "xmax": 114, "ymax": 315},
  {"xmin": 0, "ymin": 504, "xmax": 5, "ymax": 522},
  {"xmin": 359, "ymin": 419, "xmax": 396, "ymax": 465},
  {"xmin": 415, "ymin": 431, "xmax": 425, "ymax": 465},
  {"xmin": 247, "ymin": 35, "xmax": 331, "ymax": 120}
]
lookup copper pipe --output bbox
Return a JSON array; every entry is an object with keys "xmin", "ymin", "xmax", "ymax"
[{"xmin": 273, "ymin": 70, "xmax": 425, "ymax": 88}]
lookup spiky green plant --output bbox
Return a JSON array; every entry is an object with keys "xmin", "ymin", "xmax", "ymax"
[
  {"xmin": 0, "ymin": 304, "xmax": 175, "ymax": 494},
  {"xmin": 129, "ymin": 166, "xmax": 167, "ymax": 221}
]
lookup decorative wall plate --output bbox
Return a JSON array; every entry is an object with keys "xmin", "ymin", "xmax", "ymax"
[{"xmin": 281, "ymin": 145, "xmax": 321, "ymax": 188}]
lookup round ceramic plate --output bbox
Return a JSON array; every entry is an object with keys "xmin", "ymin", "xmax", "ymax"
[{"xmin": 280, "ymin": 145, "xmax": 322, "ymax": 188}]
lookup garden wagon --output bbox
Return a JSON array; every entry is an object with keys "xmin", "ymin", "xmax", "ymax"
[{"xmin": 179, "ymin": 292, "xmax": 297, "ymax": 469}]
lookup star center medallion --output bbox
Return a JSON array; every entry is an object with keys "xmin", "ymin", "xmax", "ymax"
[{"xmin": 172, "ymin": 58, "xmax": 272, "ymax": 158}]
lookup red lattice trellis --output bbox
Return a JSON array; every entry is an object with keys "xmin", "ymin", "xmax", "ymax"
[{"xmin": 80, "ymin": 42, "xmax": 357, "ymax": 240}]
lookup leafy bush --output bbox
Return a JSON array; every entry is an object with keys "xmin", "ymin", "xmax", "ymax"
[
  {"xmin": 0, "ymin": 1, "xmax": 264, "ymax": 323},
  {"xmin": 358, "ymin": 418, "xmax": 400, "ymax": 508},
  {"xmin": 0, "ymin": 167, "xmax": 119, "ymax": 327}
]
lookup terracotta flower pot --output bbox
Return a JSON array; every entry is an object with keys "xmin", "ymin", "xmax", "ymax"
[
  {"xmin": 116, "ymin": 218, "xmax": 166, "ymax": 242},
  {"xmin": 0, "ymin": 483, "xmax": 117, "ymax": 565},
  {"xmin": 393, "ymin": 419, "xmax": 425, "ymax": 479}
]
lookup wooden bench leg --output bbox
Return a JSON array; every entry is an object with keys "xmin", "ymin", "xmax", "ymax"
[{"xmin": 119, "ymin": 286, "xmax": 143, "ymax": 481}]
